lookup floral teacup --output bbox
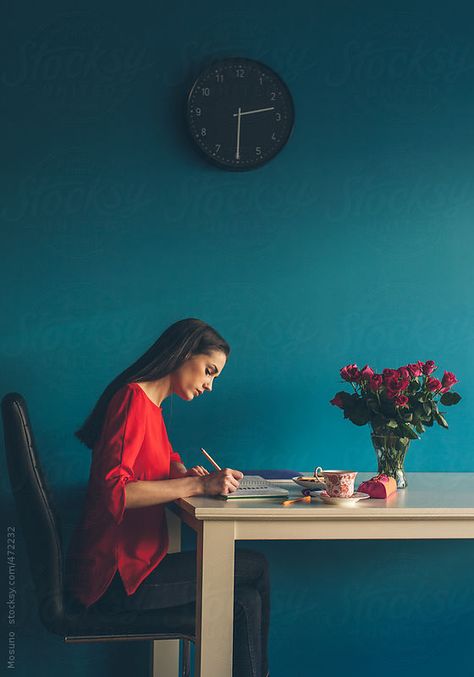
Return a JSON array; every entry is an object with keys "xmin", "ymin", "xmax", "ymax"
[{"xmin": 314, "ymin": 467, "xmax": 358, "ymax": 498}]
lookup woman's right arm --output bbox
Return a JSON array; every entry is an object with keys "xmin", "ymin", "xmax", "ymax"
[{"xmin": 124, "ymin": 468, "xmax": 243, "ymax": 509}]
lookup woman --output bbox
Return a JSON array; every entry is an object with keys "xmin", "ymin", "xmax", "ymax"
[{"xmin": 65, "ymin": 318, "xmax": 270, "ymax": 677}]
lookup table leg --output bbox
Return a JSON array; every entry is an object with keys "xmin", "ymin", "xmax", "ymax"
[
  {"xmin": 195, "ymin": 520, "xmax": 235, "ymax": 677},
  {"xmin": 152, "ymin": 509, "xmax": 182, "ymax": 677}
]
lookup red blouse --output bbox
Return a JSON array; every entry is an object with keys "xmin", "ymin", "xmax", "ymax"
[{"xmin": 65, "ymin": 382, "xmax": 183, "ymax": 608}]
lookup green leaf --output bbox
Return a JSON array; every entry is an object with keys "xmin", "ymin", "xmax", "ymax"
[
  {"xmin": 387, "ymin": 419, "xmax": 398, "ymax": 428},
  {"xmin": 398, "ymin": 422, "xmax": 419, "ymax": 439},
  {"xmin": 372, "ymin": 414, "xmax": 388, "ymax": 429},
  {"xmin": 366, "ymin": 398, "xmax": 380, "ymax": 413},
  {"xmin": 440, "ymin": 392, "xmax": 462, "ymax": 406},
  {"xmin": 415, "ymin": 420, "xmax": 425, "ymax": 434},
  {"xmin": 339, "ymin": 391, "xmax": 354, "ymax": 406},
  {"xmin": 396, "ymin": 436, "xmax": 410, "ymax": 451},
  {"xmin": 413, "ymin": 404, "xmax": 425, "ymax": 420},
  {"xmin": 434, "ymin": 412, "xmax": 449, "ymax": 428},
  {"xmin": 348, "ymin": 399, "xmax": 371, "ymax": 426}
]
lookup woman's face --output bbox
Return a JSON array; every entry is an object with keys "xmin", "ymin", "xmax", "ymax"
[{"xmin": 171, "ymin": 350, "xmax": 227, "ymax": 401}]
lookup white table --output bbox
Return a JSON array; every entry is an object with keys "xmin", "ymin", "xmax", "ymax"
[{"xmin": 154, "ymin": 472, "xmax": 474, "ymax": 677}]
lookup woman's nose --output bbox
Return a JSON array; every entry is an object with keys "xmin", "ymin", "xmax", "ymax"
[{"xmin": 204, "ymin": 380, "xmax": 213, "ymax": 392}]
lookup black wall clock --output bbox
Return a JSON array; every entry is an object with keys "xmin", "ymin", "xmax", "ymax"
[{"xmin": 186, "ymin": 57, "xmax": 294, "ymax": 171}]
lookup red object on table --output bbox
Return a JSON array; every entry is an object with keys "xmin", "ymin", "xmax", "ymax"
[{"xmin": 357, "ymin": 474, "xmax": 397, "ymax": 498}]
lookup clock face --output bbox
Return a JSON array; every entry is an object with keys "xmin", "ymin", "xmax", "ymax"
[{"xmin": 186, "ymin": 58, "xmax": 294, "ymax": 170}]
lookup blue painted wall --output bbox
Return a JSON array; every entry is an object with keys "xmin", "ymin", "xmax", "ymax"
[{"xmin": 1, "ymin": 0, "xmax": 474, "ymax": 674}]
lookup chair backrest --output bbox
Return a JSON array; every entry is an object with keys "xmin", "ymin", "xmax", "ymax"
[{"xmin": 1, "ymin": 393, "xmax": 65, "ymax": 633}]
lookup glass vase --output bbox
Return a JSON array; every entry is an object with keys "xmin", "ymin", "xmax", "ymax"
[{"xmin": 370, "ymin": 430, "xmax": 411, "ymax": 489}]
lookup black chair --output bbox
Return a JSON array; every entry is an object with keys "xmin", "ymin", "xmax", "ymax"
[{"xmin": 1, "ymin": 392, "xmax": 195, "ymax": 677}]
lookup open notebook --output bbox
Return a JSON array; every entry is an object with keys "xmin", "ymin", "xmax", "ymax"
[{"xmin": 221, "ymin": 475, "xmax": 289, "ymax": 500}]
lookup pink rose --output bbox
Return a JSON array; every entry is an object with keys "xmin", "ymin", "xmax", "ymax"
[
  {"xmin": 386, "ymin": 376, "xmax": 402, "ymax": 393},
  {"xmin": 383, "ymin": 368, "xmax": 398, "ymax": 380},
  {"xmin": 386, "ymin": 376, "xmax": 397, "ymax": 390},
  {"xmin": 398, "ymin": 367, "xmax": 410, "ymax": 380},
  {"xmin": 398, "ymin": 377, "xmax": 410, "ymax": 391},
  {"xmin": 441, "ymin": 371, "xmax": 458, "ymax": 393},
  {"xmin": 360, "ymin": 365, "xmax": 374, "ymax": 380},
  {"xmin": 407, "ymin": 363, "xmax": 423, "ymax": 377},
  {"xmin": 423, "ymin": 360, "xmax": 437, "ymax": 375},
  {"xmin": 330, "ymin": 392, "xmax": 345, "ymax": 409},
  {"xmin": 426, "ymin": 377, "xmax": 442, "ymax": 392},
  {"xmin": 394, "ymin": 394, "xmax": 409, "ymax": 408},
  {"xmin": 340, "ymin": 364, "xmax": 360, "ymax": 382},
  {"xmin": 369, "ymin": 374, "xmax": 383, "ymax": 391},
  {"xmin": 385, "ymin": 389, "xmax": 398, "ymax": 400},
  {"xmin": 386, "ymin": 373, "xmax": 410, "ymax": 395}
]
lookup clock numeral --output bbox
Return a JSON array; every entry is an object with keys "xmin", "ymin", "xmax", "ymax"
[
  {"xmin": 201, "ymin": 87, "xmax": 210, "ymax": 96},
  {"xmin": 216, "ymin": 73, "xmax": 224, "ymax": 83},
  {"xmin": 215, "ymin": 144, "xmax": 221, "ymax": 152},
  {"xmin": 271, "ymin": 132, "xmax": 277, "ymax": 141},
  {"xmin": 256, "ymin": 146, "xmax": 262, "ymax": 156},
  {"xmin": 259, "ymin": 76, "xmax": 264, "ymax": 85},
  {"xmin": 275, "ymin": 112, "xmax": 281, "ymax": 122},
  {"xmin": 236, "ymin": 68, "xmax": 245, "ymax": 78},
  {"xmin": 201, "ymin": 128, "xmax": 207, "ymax": 136},
  {"xmin": 270, "ymin": 92, "xmax": 276, "ymax": 101},
  {"xmin": 195, "ymin": 107, "xmax": 202, "ymax": 116}
]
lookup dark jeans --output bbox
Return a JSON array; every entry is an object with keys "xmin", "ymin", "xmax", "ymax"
[{"xmin": 92, "ymin": 548, "xmax": 270, "ymax": 677}]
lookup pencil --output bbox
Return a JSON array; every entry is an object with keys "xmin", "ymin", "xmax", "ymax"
[
  {"xmin": 282, "ymin": 496, "xmax": 312, "ymax": 506},
  {"xmin": 200, "ymin": 447, "xmax": 222, "ymax": 471}
]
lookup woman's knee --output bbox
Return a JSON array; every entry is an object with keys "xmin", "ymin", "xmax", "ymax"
[{"xmin": 235, "ymin": 548, "xmax": 269, "ymax": 584}]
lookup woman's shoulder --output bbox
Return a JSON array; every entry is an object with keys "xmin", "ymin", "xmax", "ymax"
[{"xmin": 108, "ymin": 382, "xmax": 144, "ymax": 410}]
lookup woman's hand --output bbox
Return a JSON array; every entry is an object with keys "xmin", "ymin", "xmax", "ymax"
[
  {"xmin": 184, "ymin": 465, "xmax": 209, "ymax": 477},
  {"xmin": 170, "ymin": 462, "xmax": 209, "ymax": 479},
  {"xmin": 199, "ymin": 468, "xmax": 243, "ymax": 496}
]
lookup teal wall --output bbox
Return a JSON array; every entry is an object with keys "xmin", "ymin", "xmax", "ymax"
[{"xmin": 1, "ymin": 0, "xmax": 474, "ymax": 675}]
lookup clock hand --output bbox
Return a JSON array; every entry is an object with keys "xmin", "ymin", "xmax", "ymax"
[
  {"xmin": 233, "ymin": 106, "xmax": 275, "ymax": 117},
  {"xmin": 234, "ymin": 105, "xmax": 275, "ymax": 160},
  {"xmin": 235, "ymin": 106, "xmax": 242, "ymax": 160}
]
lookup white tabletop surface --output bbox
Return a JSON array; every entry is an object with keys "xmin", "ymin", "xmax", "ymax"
[{"xmin": 176, "ymin": 473, "xmax": 474, "ymax": 520}]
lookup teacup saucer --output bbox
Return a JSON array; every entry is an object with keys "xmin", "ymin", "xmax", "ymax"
[
  {"xmin": 292, "ymin": 476, "xmax": 326, "ymax": 491},
  {"xmin": 310, "ymin": 490, "xmax": 370, "ymax": 505}
]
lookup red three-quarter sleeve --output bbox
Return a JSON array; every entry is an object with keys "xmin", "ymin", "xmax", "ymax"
[
  {"xmin": 169, "ymin": 445, "xmax": 183, "ymax": 464},
  {"xmin": 96, "ymin": 386, "xmax": 146, "ymax": 525}
]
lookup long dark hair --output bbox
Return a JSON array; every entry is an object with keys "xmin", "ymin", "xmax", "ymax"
[{"xmin": 75, "ymin": 318, "xmax": 230, "ymax": 449}]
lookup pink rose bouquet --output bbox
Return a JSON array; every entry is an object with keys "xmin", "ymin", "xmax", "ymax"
[{"xmin": 330, "ymin": 361, "xmax": 461, "ymax": 439}]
